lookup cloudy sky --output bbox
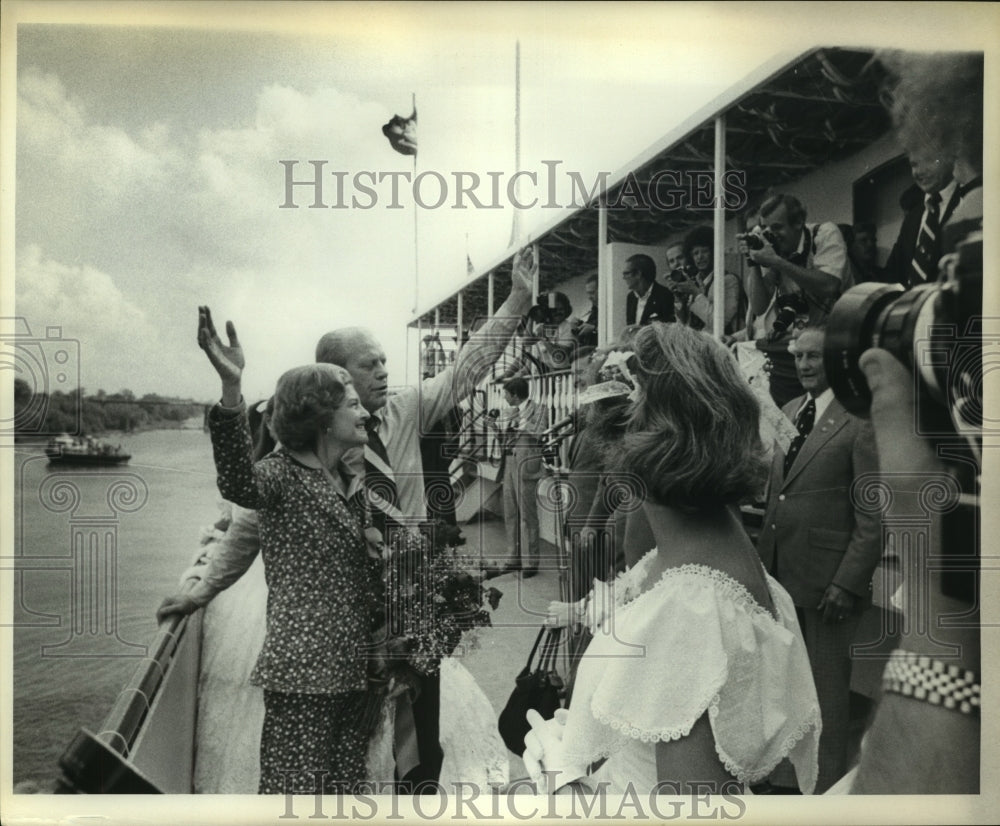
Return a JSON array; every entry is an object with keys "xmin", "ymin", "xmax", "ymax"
[{"xmin": 5, "ymin": 2, "xmax": 995, "ymax": 403}]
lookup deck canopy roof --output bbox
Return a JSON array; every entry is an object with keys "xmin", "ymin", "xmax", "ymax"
[{"xmin": 411, "ymin": 47, "xmax": 892, "ymax": 328}]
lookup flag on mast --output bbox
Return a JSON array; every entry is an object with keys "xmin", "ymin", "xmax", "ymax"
[{"xmin": 382, "ymin": 106, "xmax": 417, "ymax": 156}]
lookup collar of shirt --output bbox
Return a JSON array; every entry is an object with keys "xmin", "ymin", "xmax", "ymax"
[
  {"xmin": 958, "ymin": 175, "xmax": 983, "ymax": 199},
  {"xmin": 931, "ymin": 178, "xmax": 958, "ymax": 213},
  {"xmin": 632, "ymin": 282, "xmax": 652, "ymax": 300},
  {"xmin": 799, "ymin": 387, "xmax": 835, "ymax": 421},
  {"xmin": 634, "ymin": 289, "xmax": 651, "ymax": 320},
  {"xmin": 793, "ymin": 225, "xmax": 811, "ymax": 259}
]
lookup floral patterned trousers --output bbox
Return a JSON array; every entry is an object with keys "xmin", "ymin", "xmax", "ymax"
[{"xmin": 258, "ymin": 689, "xmax": 370, "ymax": 794}]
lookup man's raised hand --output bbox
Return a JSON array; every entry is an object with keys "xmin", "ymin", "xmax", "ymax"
[{"xmin": 511, "ymin": 244, "xmax": 539, "ymax": 297}]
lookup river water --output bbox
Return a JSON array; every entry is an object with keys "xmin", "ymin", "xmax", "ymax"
[{"xmin": 12, "ymin": 426, "xmax": 222, "ymax": 788}]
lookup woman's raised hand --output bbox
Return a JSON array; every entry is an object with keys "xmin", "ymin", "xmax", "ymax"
[{"xmin": 197, "ymin": 306, "xmax": 244, "ymax": 386}]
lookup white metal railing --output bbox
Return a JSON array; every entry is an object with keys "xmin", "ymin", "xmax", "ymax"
[{"xmin": 467, "ymin": 368, "xmax": 575, "ymax": 469}]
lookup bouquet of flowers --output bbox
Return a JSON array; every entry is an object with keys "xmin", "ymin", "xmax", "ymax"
[{"xmin": 362, "ymin": 520, "xmax": 502, "ymax": 732}]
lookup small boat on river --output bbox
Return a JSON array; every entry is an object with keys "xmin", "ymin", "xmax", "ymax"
[{"xmin": 45, "ymin": 434, "xmax": 132, "ymax": 467}]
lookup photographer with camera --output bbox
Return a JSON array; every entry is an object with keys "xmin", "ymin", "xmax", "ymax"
[
  {"xmin": 738, "ymin": 194, "xmax": 851, "ymax": 408},
  {"xmin": 828, "ymin": 50, "xmax": 984, "ymax": 794},
  {"xmin": 668, "ymin": 225, "xmax": 745, "ymax": 337},
  {"xmin": 740, "ymin": 193, "xmax": 851, "ymax": 329},
  {"xmin": 820, "ymin": 230, "xmax": 982, "ymax": 794}
]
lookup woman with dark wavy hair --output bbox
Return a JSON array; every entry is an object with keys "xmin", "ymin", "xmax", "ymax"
[
  {"xmin": 670, "ymin": 224, "xmax": 745, "ymax": 337},
  {"xmin": 195, "ymin": 306, "xmax": 381, "ymax": 795},
  {"xmin": 529, "ymin": 322, "xmax": 821, "ymax": 795}
]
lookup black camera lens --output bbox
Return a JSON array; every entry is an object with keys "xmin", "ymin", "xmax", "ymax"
[
  {"xmin": 824, "ymin": 283, "xmax": 905, "ymax": 416},
  {"xmin": 824, "ymin": 231, "xmax": 981, "ymax": 434}
]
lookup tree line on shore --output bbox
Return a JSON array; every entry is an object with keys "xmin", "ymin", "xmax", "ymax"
[{"xmin": 13, "ymin": 378, "xmax": 206, "ymax": 439}]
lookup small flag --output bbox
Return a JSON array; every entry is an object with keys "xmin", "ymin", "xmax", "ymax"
[
  {"xmin": 466, "ymin": 254, "xmax": 475, "ymax": 276},
  {"xmin": 382, "ymin": 108, "xmax": 417, "ymax": 156}
]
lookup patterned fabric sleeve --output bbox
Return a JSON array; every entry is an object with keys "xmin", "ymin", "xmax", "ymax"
[{"xmin": 207, "ymin": 404, "xmax": 282, "ymax": 511}]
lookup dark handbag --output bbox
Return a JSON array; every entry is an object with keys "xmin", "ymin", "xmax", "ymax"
[{"xmin": 498, "ymin": 626, "xmax": 565, "ymax": 756}]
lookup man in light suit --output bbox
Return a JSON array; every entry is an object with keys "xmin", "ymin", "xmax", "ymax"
[
  {"xmin": 494, "ymin": 377, "xmax": 549, "ymax": 578},
  {"xmin": 623, "ymin": 253, "xmax": 675, "ymax": 326},
  {"xmin": 756, "ymin": 325, "xmax": 882, "ymax": 793}
]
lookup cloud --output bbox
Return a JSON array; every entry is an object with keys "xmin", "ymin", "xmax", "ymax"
[
  {"xmin": 17, "ymin": 67, "xmax": 179, "ymax": 197},
  {"xmin": 16, "ymin": 67, "xmax": 426, "ymax": 399},
  {"xmin": 14, "ymin": 245, "xmax": 171, "ymax": 397}
]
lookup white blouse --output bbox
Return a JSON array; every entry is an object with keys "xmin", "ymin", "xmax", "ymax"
[{"xmin": 563, "ymin": 550, "xmax": 822, "ymax": 794}]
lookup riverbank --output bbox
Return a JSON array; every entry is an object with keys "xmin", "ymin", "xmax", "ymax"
[{"xmin": 13, "ymin": 416, "xmax": 207, "ymax": 447}]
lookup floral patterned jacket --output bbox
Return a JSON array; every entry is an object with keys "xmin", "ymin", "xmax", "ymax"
[{"xmin": 208, "ymin": 404, "xmax": 381, "ymax": 694}]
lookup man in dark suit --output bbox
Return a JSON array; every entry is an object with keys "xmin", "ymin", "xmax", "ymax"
[
  {"xmin": 885, "ymin": 143, "xmax": 961, "ymax": 288},
  {"xmin": 756, "ymin": 325, "xmax": 882, "ymax": 793},
  {"xmin": 623, "ymin": 253, "xmax": 674, "ymax": 326}
]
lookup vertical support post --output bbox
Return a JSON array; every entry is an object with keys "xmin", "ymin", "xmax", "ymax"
[
  {"xmin": 713, "ymin": 114, "xmax": 726, "ymax": 339},
  {"xmin": 488, "ymin": 272, "xmax": 495, "ymax": 317},
  {"xmin": 598, "ymin": 201, "xmax": 609, "ymax": 346}
]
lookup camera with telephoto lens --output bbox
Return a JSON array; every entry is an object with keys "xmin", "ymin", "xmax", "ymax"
[
  {"xmin": 766, "ymin": 292, "xmax": 810, "ymax": 343},
  {"xmin": 823, "ymin": 230, "xmax": 982, "ymax": 440},
  {"xmin": 824, "ymin": 230, "xmax": 983, "ymax": 603}
]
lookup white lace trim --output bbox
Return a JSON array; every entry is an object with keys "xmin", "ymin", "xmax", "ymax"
[
  {"xmin": 593, "ymin": 691, "xmax": 723, "ymax": 744},
  {"xmin": 712, "ymin": 706, "xmax": 822, "ymax": 787},
  {"xmin": 618, "ymin": 551, "xmax": 782, "ymax": 625},
  {"xmin": 568, "ymin": 553, "xmax": 821, "ymax": 790}
]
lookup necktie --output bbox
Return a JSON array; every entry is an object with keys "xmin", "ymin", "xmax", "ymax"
[
  {"xmin": 783, "ymin": 397, "xmax": 815, "ymax": 476},
  {"xmin": 364, "ymin": 416, "xmax": 399, "ymax": 534},
  {"xmin": 911, "ymin": 192, "xmax": 942, "ymax": 285}
]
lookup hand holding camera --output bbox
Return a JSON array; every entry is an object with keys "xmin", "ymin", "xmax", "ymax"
[{"xmin": 737, "ymin": 226, "xmax": 779, "ymax": 268}]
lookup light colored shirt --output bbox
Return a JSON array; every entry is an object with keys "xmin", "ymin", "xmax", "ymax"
[
  {"xmin": 633, "ymin": 285, "xmax": 651, "ymax": 325},
  {"xmin": 795, "ymin": 387, "xmax": 834, "ymax": 423},
  {"xmin": 764, "ymin": 222, "xmax": 851, "ymax": 327},
  {"xmin": 688, "ymin": 270, "xmax": 742, "ymax": 334}
]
